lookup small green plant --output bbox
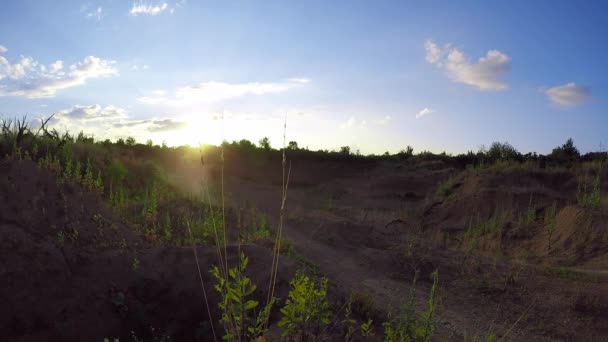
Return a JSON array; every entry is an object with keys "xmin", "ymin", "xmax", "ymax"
[
  {"xmin": 210, "ymin": 252, "xmax": 274, "ymax": 340},
  {"xmin": 132, "ymin": 256, "xmax": 140, "ymax": 272},
  {"xmin": 252, "ymin": 216, "xmax": 271, "ymax": 241},
  {"xmin": 342, "ymin": 297, "xmax": 375, "ymax": 341},
  {"xmin": 382, "ymin": 271, "xmax": 438, "ymax": 342},
  {"xmin": 545, "ymin": 202, "xmax": 558, "ymax": 251},
  {"xmin": 361, "ymin": 318, "xmax": 374, "ymax": 337},
  {"xmin": 57, "ymin": 230, "xmax": 65, "ymax": 246},
  {"xmin": 342, "ymin": 301, "xmax": 357, "ymax": 342},
  {"xmin": 278, "ymin": 272, "xmax": 331, "ymax": 339}
]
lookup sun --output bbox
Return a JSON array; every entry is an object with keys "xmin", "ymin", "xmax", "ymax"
[{"xmin": 161, "ymin": 114, "xmax": 257, "ymax": 147}]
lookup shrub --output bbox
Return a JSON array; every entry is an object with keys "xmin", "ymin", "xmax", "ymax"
[
  {"xmin": 210, "ymin": 252, "xmax": 274, "ymax": 340},
  {"xmin": 278, "ymin": 272, "xmax": 331, "ymax": 339}
]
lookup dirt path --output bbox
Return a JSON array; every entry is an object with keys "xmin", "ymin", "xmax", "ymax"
[{"xmin": 223, "ymin": 168, "xmax": 553, "ymax": 341}]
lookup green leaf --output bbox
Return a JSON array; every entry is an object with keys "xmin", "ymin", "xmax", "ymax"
[{"xmin": 244, "ymin": 300, "xmax": 259, "ymax": 310}]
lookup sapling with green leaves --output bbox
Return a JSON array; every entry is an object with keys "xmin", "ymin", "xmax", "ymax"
[
  {"xmin": 83, "ymin": 158, "xmax": 94, "ymax": 190},
  {"xmin": 210, "ymin": 252, "xmax": 274, "ymax": 340},
  {"xmin": 278, "ymin": 272, "xmax": 331, "ymax": 339}
]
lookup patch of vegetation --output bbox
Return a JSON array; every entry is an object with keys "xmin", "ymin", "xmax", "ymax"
[
  {"xmin": 436, "ymin": 176, "xmax": 458, "ymax": 198},
  {"xmin": 577, "ymin": 174, "xmax": 601, "ymax": 209}
]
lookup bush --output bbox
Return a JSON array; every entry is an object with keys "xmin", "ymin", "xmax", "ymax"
[
  {"xmin": 278, "ymin": 272, "xmax": 331, "ymax": 339},
  {"xmin": 210, "ymin": 252, "xmax": 274, "ymax": 341}
]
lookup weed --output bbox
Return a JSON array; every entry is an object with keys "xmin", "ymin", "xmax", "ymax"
[{"xmin": 382, "ymin": 271, "xmax": 438, "ymax": 342}]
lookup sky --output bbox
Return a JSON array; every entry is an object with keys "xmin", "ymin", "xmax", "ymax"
[{"xmin": 0, "ymin": 0, "xmax": 606, "ymax": 154}]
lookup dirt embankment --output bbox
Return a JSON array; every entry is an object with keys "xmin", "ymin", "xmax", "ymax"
[{"xmin": 0, "ymin": 160, "xmax": 294, "ymax": 342}]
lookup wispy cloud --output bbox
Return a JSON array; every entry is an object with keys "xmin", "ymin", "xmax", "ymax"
[
  {"xmin": 0, "ymin": 49, "xmax": 118, "ymax": 98},
  {"xmin": 416, "ymin": 108, "xmax": 433, "ymax": 119},
  {"xmin": 374, "ymin": 116, "xmax": 392, "ymax": 125},
  {"xmin": 129, "ymin": 2, "xmax": 169, "ymax": 16},
  {"xmin": 147, "ymin": 119, "xmax": 187, "ymax": 132},
  {"xmin": 340, "ymin": 117, "xmax": 368, "ymax": 129},
  {"xmin": 425, "ymin": 39, "xmax": 511, "ymax": 91},
  {"xmin": 85, "ymin": 7, "xmax": 104, "ymax": 20},
  {"xmin": 138, "ymin": 78, "xmax": 310, "ymax": 106},
  {"xmin": 0, "ymin": 45, "xmax": 7, "ymax": 54},
  {"xmin": 545, "ymin": 83, "xmax": 591, "ymax": 107},
  {"xmin": 58, "ymin": 104, "xmax": 126, "ymax": 121}
]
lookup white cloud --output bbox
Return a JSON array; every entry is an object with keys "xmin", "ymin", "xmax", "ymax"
[
  {"xmin": 424, "ymin": 40, "xmax": 442, "ymax": 64},
  {"xmin": 138, "ymin": 78, "xmax": 310, "ymax": 106},
  {"xmin": 340, "ymin": 117, "xmax": 369, "ymax": 129},
  {"xmin": 129, "ymin": 2, "xmax": 169, "ymax": 16},
  {"xmin": 545, "ymin": 83, "xmax": 590, "ymax": 107},
  {"xmin": 0, "ymin": 52, "xmax": 118, "ymax": 98},
  {"xmin": 425, "ymin": 39, "xmax": 511, "ymax": 91},
  {"xmin": 0, "ymin": 45, "xmax": 7, "ymax": 54},
  {"xmin": 85, "ymin": 7, "xmax": 104, "ymax": 20},
  {"xmin": 287, "ymin": 78, "xmax": 311, "ymax": 84},
  {"xmin": 416, "ymin": 108, "xmax": 433, "ymax": 119}
]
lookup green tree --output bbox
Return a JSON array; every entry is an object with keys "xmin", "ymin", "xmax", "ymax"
[
  {"xmin": 340, "ymin": 146, "xmax": 351, "ymax": 155},
  {"xmin": 287, "ymin": 141, "xmax": 299, "ymax": 150},
  {"xmin": 258, "ymin": 137, "xmax": 271, "ymax": 150},
  {"xmin": 126, "ymin": 136, "xmax": 136, "ymax": 146}
]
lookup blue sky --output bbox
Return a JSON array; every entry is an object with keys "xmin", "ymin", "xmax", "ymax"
[{"xmin": 0, "ymin": 1, "xmax": 606, "ymax": 154}]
